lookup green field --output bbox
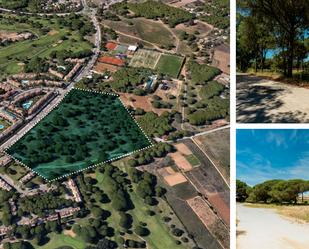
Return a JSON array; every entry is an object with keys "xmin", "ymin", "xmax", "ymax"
[
  {"xmin": 185, "ymin": 154, "xmax": 200, "ymax": 167},
  {"xmin": 155, "ymin": 54, "xmax": 184, "ymax": 78},
  {"xmin": 7, "ymin": 89, "xmax": 152, "ymax": 181},
  {"xmin": 34, "ymin": 233, "xmax": 86, "ymax": 249},
  {"xmin": 0, "ymin": 14, "xmax": 93, "ymax": 77}
]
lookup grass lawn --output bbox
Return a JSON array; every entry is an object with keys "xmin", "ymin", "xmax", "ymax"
[
  {"xmin": 33, "ymin": 232, "xmax": 86, "ymax": 249},
  {"xmin": 7, "ymin": 89, "xmax": 151, "ymax": 181},
  {"xmin": 185, "ymin": 154, "xmax": 200, "ymax": 167},
  {"xmin": 155, "ymin": 54, "xmax": 184, "ymax": 78},
  {"xmin": 0, "ymin": 14, "xmax": 92, "ymax": 77}
]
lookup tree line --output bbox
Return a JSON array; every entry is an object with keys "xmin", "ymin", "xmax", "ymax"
[
  {"xmin": 237, "ymin": 0, "xmax": 309, "ymax": 78},
  {"xmin": 237, "ymin": 179, "xmax": 309, "ymax": 204}
]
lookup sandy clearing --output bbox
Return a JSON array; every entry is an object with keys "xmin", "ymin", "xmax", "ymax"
[
  {"xmin": 170, "ymin": 151, "xmax": 192, "ymax": 171},
  {"xmin": 237, "ymin": 203, "xmax": 309, "ymax": 249},
  {"xmin": 164, "ymin": 172, "xmax": 187, "ymax": 186},
  {"xmin": 237, "ymin": 75, "xmax": 309, "ymax": 123},
  {"xmin": 175, "ymin": 143, "xmax": 192, "ymax": 155},
  {"xmin": 212, "ymin": 45, "xmax": 230, "ymax": 74},
  {"xmin": 64, "ymin": 229, "xmax": 76, "ymax": 237},
  {"xmin": 119, "ymin": 93, "xmax": 170, "ymax": 115}
]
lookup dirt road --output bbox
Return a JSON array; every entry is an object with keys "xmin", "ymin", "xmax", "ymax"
[
  {"xmin": 237, "ymin": 203, "xmax": 309, "ymax": 249},
  {"xmin": 237, "ymin": 74, "xmax": 309, "ymax": 123}
]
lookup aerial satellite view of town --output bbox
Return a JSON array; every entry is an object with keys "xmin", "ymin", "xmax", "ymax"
[{"xmin": 0, "ymin": 0, "xmax": 230, "ymax": 248}]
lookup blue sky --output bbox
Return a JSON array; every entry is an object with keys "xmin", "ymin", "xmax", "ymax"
[{"xmin": 237, "ymin": 129, "xmax": 309, "ymax": 186}]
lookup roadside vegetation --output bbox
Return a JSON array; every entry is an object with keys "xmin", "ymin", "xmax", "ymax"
[
  {"xmin": 184, "ymin": 60, "xmax": 229, "ymax": 125},
  {"xmin": 236, "ymin": 179, "xmax": 309, "ymax": 204}
]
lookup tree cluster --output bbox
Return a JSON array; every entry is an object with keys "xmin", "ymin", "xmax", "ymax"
[
  {"xmin": 112, "ymin": 1, "xmax": 194, "ymax": 28},
  {"xmin": 237, "ymin": 0, "xmax": 309, "ymax": 77},
  {"xmin": 237, "ymin": 179, "xmax": 309, "ymax": 204}
]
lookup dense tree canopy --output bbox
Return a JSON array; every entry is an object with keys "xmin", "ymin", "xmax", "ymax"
[{"xmin": 237, "ymin": 0, "xmax": 309, "ymax": 77}]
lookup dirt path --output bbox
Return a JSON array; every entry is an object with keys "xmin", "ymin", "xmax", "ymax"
[
  {"xmin": 237, "ymin": 204, "xmax": 309, "ymax": 249},
  {"xmin": 237, "ymin": 74, "xmax": 309, "ymax": 123}
]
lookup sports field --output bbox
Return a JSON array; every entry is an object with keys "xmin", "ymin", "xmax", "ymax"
[
  {"xmin": 6, "ymin": 89, "xmax": 152, "ymax": 181},
  {"xmin": 129, "ymin": 49, "xmax": 161, "ymax": 69},
  {"xmin": 129, "ymin": 49, "xmax": 184, "ymax": 78},
  {"xmin": 155, "ymin": 54, "xmax": 184, "ymax": 78}
]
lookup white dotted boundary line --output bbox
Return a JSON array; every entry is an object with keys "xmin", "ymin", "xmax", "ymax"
[
  {"xmin": 3, "ymin": 87, "xmax": 154, "ymax": 182},
  {"xmin": 117, "ymin": 97, "xmax": 154, "ymax": 147}
]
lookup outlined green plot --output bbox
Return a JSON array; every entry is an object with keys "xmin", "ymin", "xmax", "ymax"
[{"xmin": 6, "ymin": 88, "xmax": 152, "ymax": 181}]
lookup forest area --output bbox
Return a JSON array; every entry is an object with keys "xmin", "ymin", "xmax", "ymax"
[{"xmin": 237, "ymin": 0, "xmax": 309, "ymax": 80}]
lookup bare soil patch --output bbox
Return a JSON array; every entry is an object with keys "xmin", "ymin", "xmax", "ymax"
[
  {"xmin": 208, "ymin": 192, "xmax": 230, "ymax": 226},
  {"xmin": 170, "ymin": 151, "xmax": 192, "ymax": 171},
  {"xmin": 94, "ymin": 62, "xmax": 119, "ymax": 73},
  {"xmin": 187, "ymin": 196, "xmax": 229, "ymax": 249},
  {"xmin": 119, "ymin": 93, "xmax": 169, "ymax": 115},
  {"xmin": 212, "ymin": 44, "xmax": 230, "ymax": 74},
  {"xmin": 63, "ymin": 229, "xmax": 76, "ymax": 238},
  {"xmin": 158, "ymin": 166, "xmax": 188, "ymax": 186},
  {"xmin": 175, "ymin": 143, "xmax": 192, "ymax": 155}
]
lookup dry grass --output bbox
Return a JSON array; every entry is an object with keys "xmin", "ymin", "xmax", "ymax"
[{"xmin": 244, "ymin": 203, "xmax": 309, "ymax": 223}]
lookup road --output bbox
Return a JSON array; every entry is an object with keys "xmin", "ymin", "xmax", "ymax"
[
  {"xmin": 237, "ymin": 74, "xmax": 309, "ymax": 123},
  {"xmin": 0, "ymin": 0, "xmax": 102, "ymax": 150}
]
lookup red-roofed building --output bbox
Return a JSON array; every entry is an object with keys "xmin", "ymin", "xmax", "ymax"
[
  {"xmin": 98, "ymin": 56, "xmax": 125, "ymax": 67},
  {"xmin": 105, "ymin": 42, "xmax": 117, "ymax": 50}
]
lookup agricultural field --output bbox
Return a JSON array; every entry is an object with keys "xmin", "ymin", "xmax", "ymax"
[
  {"xmin": 102, "ymin": 17, "xmax": 175, "ymax": 48},
  {"xmin": 6, "ymin": 89, "xmax": 152, "ymax": 180},
  {"xmin": 0, "ymin": 13, "xmax": 93, "ymax": 77},
  {"xmin": 193, "ymin": 128, "xmax": 230, "ymax": 182}
]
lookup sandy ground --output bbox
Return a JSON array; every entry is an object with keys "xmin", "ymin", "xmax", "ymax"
[
  {"xmin": 175, "ymin": 143, "xmax": 192, "ymax": 155},
  {"xmin": 237, "ymin": 203, "xmax": 309, "ymax": 249},
  {"xmin": 237, "ymin": 74, "xmax": 309, "ymax": 123},
  {"xmin": 119, "ymin": 93, "xmax": 169, "ymax": 115},
  {"xmin": 170, "ymin": 151, "xmax": 192, "ymax": 171},
  {"xmin": 212, "ymin": 44, "xmax": 230, "ymax": 74},
  {"xmin": 158, "ymin": 166, "xmax": 188, "ymax": 186}
]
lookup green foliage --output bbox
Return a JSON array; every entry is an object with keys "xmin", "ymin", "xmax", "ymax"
[
  {"xmin": 236, "ymin": 179, "xmax": 251, "ymax": 202},
  {"xmin": 113, "ymin": 1, "xmax": 194, "ymax": 27},
  {"xmin": 19, "ymin": 192, "xmax": 72, "ymax": 216},
  {"xmin": 201, "ymin": 0, "xmax": 229, "ymax": 29},
  {"xmin": 137, "ymin": 112, "xmax": 173, "ymax": 137},
  {"xmin": 25, "ymin": 57, "xmax": 49, "ymax": 73},
  {"xmin": 244, "ymin": 179, "xmax": 309, "ymax": 204},
  {"xmin": 187, "ymin": 97, "xmax": 229, "ymax": 125},
  {"xmin": 200, "ymin": 81, "xmax": 224, "ymax": 99},
  {"xmin": 187, "ymin": 60, "xmax": 221, "ymax": 84},
  {"xmin": 7, "ymin": 90, "xmax": 151, "ymax": 180},
  {"xmin": 108, "ymin": 68, "xmax": 153, "ymax": 92}
]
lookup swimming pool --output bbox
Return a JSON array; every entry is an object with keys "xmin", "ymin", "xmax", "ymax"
[
  {"xmin": 22, "ymin": 100, "xmax": 33, "ymax": 110},
  {"xmin": 0, "ymin": 125, "xmax": 4, "ymax": 130}
]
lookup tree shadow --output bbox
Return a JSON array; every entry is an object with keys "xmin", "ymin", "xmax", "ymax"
[{"xmin": 236, "ymin": 75, "xmax": 309, "ymax": 123}]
